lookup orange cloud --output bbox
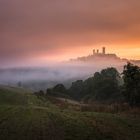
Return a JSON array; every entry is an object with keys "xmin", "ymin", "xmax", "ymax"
[{"xmin": 0, "ymin": 0, "xmax": 140, "ymax": 67}]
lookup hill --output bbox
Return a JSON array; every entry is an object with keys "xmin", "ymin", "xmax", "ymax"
[
  {"xmin": 0, "ymin": 86, "xmax": 140, "ymax": 140},
  {"xmin": 70, "ymin": 47, "xmax": 140, "ymax": 66},
  {"xmin": 0, "ymin": 85, "xmax": 50, "ymax": 106}
]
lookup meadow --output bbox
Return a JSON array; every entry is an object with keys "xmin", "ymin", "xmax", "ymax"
[{"xmin": 0, "ymin": 86, "xmax": 140, "ymax": 140}]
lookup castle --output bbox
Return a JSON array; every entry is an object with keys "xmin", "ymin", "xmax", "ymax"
[
  {"xmin": 69, "ymin": 47, "xmax": 140, "ymax": 66},
  {"xmin": 91, "ymin": 47, "xmax": 118, "ymax": 59},
  {"xmin": 70, "ymin": 47, "xmax": 121, "ymax": 62},
  {"xmin": 93, "ymin": 47, "xmax": 106, "ymax": 55}
]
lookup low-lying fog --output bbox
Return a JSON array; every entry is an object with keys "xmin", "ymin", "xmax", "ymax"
[{"xmin": 0, "ymin": 59, "xmax": 129, "ymax": 90}]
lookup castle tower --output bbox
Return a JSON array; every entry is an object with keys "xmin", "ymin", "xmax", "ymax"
[
  {"xmin": 93, "ymin": 49, "xmax": 95, "ymax": 55},
  {"xmin": 102, "ymin": 47, "xmax": 106, "ymax": 54}
]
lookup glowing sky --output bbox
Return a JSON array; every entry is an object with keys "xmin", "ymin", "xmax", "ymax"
[{"xmin": 0, "ymin": 0, "xmax": 140, "ymax": 67}]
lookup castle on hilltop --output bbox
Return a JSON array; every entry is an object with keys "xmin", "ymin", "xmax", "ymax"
[
  {"xmin": 70, "ymin": 46, "xmax": 121, "ymax": 62},
  {"xmin": 90, "ymin": 46, "xmax": 118, "ymax": 59},
  {"xmin": 69, "ymin": 46, "xmax": 140, "ymax": 66}
]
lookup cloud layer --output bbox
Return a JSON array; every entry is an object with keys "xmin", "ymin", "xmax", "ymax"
[{"xmin": 0, "ymin": 0, "xmax": 140, "ymax": 66}]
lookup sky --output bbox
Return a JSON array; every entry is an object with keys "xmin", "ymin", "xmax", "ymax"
[{"xmin": 0, "ymin": 0, "xmax": 140, "ymax": 67}]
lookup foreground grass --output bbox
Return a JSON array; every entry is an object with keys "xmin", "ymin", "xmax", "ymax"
[
  {"xmin": 0, "ymin": 86, "xmax": 140, "ymax": 140},
  {"xmin": 0, "ymin": 105, "xmax": 140, "ymax": 140}
]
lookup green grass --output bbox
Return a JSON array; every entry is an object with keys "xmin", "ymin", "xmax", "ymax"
[
  {"xmin": 0, "ymin": 86, "xmax": 31, "ymax": 105},
  {"xmin": 0, "ymin": 86, "xmax": 140, "ymax": 140},
  {"xmin": 0, "ymin": 85, "xmax": 51, "ymax": 106}
]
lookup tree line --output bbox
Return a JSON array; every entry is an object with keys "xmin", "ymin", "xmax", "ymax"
[{"xmin": 36, "ymin": 62, "xmax": 140, "ymax": 107}]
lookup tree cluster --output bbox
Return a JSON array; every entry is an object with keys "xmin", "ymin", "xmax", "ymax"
[
  {"xmin": 122, "ymin": 63, "xmax": 140, "ymax": 107},
  {"xmin": 45, "ymin": 63, "xmax": 140, "ymax": 106}
]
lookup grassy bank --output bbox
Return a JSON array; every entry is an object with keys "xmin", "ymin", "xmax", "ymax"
[{"xmin": 0, "ymin": 86, "xmax": 140, "ymax": 140}]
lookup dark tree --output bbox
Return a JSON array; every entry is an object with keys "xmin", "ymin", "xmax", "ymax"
[
  {"xmin": 46, "ymin": 84, "xmax": 68, "ymax": 98},
  {"xmin": 93, "ymin": 67, "xmax": 121, "ymax": 101},
  {"xmin": 122, "ymin": 62, "xmax": 140, "ymax": 107},
  {"xmin": 68, "ymin": 68, "xmax": 121, "ymax": 102},
  {"xmin": 69, "ymin": 80, "xmax": 84, "ymax": 100},
  {"xmin": 53, "ymin": 84, "xmax": 66, "ymax": 93}
]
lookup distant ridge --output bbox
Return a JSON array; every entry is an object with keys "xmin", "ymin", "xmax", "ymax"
[{"xmin": 69, "ymin": 47, "xmax": 140, "ymax": 65}]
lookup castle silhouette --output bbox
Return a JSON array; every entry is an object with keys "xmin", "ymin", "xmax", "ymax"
[{"xmin": 70, "ymin": 47, "xmax": 120, "ymax": 62}]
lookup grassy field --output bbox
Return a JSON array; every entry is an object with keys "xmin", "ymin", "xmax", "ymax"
[{"xmin": 0, "ymin": 85, "xmax": 140, "ymax": 140}]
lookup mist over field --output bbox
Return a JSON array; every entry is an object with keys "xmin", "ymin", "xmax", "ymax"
[{"xmin": 0, "ymin": 59, "xmax": 127, "ymax": 90}]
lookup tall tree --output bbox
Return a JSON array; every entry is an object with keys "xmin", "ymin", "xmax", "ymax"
[
  {"xmin": 93, "ymin": 68, "xmax": 121, "ymax": 101},
  {"xmin": 122, "ymin": 62, "xmax": 140, "ymax": 106}
]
